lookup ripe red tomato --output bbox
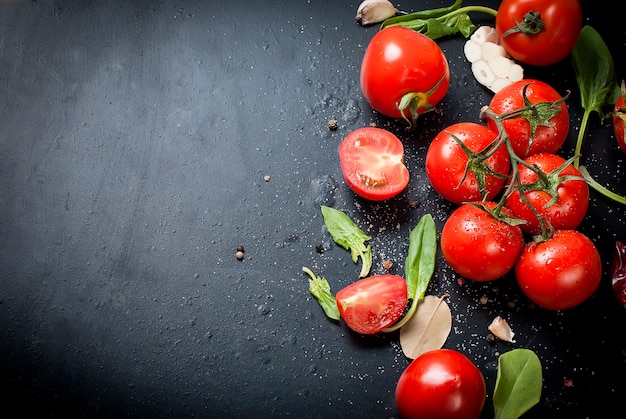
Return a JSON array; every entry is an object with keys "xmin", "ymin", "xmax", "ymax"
[
  {"xmin": 360, "ymin": 26, "xmax": 450, "ymax": 124},
  {"xmin": 441, "ymin": 202, "xmax": 524, "ymax": 282},
  {"xmin": 338, "ymin": 127, "xmax": 410, "ymax": 201},
  {"xmin": 396, "ymin": 349, "xmax": 486, "ymax": 419},
  {"xmin": 425, "ymin": 122, "xmax": 509, "ymax": 205},
  {"xmin": 495, "ymin": 0, "xmax": 582, "ymax": 66},
  {"xmin": 613, "ymin": 82, "xmax": 626, "ymax": 155},
  {"xmin": 487, "ymin": 79, "xmax": 569, "ymax": 158},
  {"xmin": 505, "ymin": 153, "xmax": 589, "ymax": 235},
  {"xmin": 335, "ymin": 274, "xmax": 408, "ymax": 334},
  {"xmin": 515, "ymin": 230, "xmax": 602, "ymax": 310}
]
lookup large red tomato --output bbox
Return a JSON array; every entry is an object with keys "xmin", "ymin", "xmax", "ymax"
[
  {"xmin": 360, "ymin": 26, "xmax": 450, "ymax": 125},
  {"xmin": 487, "ymin": 79, "xmax": 569, "ymax": 158},
  {"xmin": 426, "ymin": 122, "xmax": 509, "ymax": 205},
  {"xmin": 440, "ymin": 202, "xmax": 525, "ymax": 282},
  {"xmin": 396, "ymin": 349, "xmax": 486, "ymax": 419},
  {"xmin": 495, "ymin": 0, "xmax": 583, "ymax": 66},
  {"xmin": 505, "ymin": 153, "xmax": 589, "ymax": 235},
  {"xmin": 515, "ymin": 230, "xmax": 602, "ymax": 310},
  {"xmin": 613, "ymin": 81, "xmax": 626, "ymax": 155},
  {"xmin": 335, "ymin": 274, "xmax": 408, "ymax": 334},
  {"xmin": 338, "ymin": 127, "xmax": 410, "ymax": 201}
]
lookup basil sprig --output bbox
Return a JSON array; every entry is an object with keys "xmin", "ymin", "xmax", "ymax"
[
  {"xmin": 321, "ymin": 205, "xmax": 372, "ymax": 278},
  {"xmin": 383, "ymin": 214, "xmax": 437, "ymax": 332}
]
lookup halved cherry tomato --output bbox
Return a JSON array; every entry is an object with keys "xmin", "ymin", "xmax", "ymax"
[
  {"xmin": 515, "ymin": 230, "xmax": 602, "ymax": 310},
  {"xmin": 487, "ymin": 79, "xmax": 569, "ymax": 158},
  {"xmin": 613, "ymin": 81, "xmax": 626, "ymax": 155},
  {"xmin": 335, "ymin": 274, "xmax": 408, "ymax": 334},
  {"xmin": 360, "ymin": 26, "xmax": 449, "ymax": 125},
  {"xmin": 425, "ymin": 122, "xmax": 509, "ymax": 205},
  {"xmin": 496, "ymin": 0, "xmax": 582, "ymax": 66},
  {"xmin": 396, "ymin": 349, "xmax": 486, "ymax": 419},
  {"xmin": 339, "ymin": 127, "xmax": 410, "ymax": 201},
  {"xmin": 441, "ymin": 202, "xmax": 525, "ymax": 282},
  {"xmin": 505, "ymin": 153, "xmax": 589, "ymax": 235}
]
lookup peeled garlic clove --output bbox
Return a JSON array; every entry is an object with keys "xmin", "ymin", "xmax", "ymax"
[
  {"xmin": 508, "ymin": 63, "xmax": 524, "ymax": 82},
  {"xmin": 463, "ymin": 39, "xmax": 482, "ymax": 63},
  {"xmin": 490, "ymin": 78, "xmax": 512, "ymax": 93},
  {"xmin": 471, "ymin": 60, "xmax": 496, "ymax": 88},
  {"xmin": 482, "ymin": 42, "xmax": 508, "ymax": 61},
  {"xmin": 470, "ymin": 25, "xmax": 499, "ymax": 45},
  {"xmin": 488, "ymin": 316, "xmax": 516, "ymax": 343},
  {"xmin": 356, "ymin": 0, "xmax": 398, "ymax": 25}
]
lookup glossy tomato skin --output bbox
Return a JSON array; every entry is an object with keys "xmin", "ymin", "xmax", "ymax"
[
  {"xmin": 360, "ymin": 26, "xmax": 450, "ymax": 120},
  {"xmin": 441, "ymin": 202, "xmax": 524, "ymax": 281},
  {"xmin": 339, "ymin": 127, "xmax": 410, "ymax": 201},
  {"xmin": 487, "ymin": 79, "xmax": 569, "ymax": 158},
  {"xmin": 515, "ymin": 230, "xmax": 602, "ymax": 310},
  {"xmin": 613, "ymin": 84, "xmax": 626, "ymax": 154},
  {"xmin": 505, "ymin": 153, "xmax": 589, "ymax": 235},
  {"xmin": 495, "ymin": 0, "xmax": 582, "ymax": 66},
  {"xmin": 426, "ymin": 122, "xmax": 509, "ymax": 205},
  {"xmin": 396, "ymin": 349, "xmax": 486, "ymax": 419},
  {"xmin": 335, "ymin": 274, "xmax": 408, "ymax": 334}
]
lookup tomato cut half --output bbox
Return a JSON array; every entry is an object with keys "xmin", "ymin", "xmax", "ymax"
[
  {"xmin": 335, "ymin": 274, "xmax": 408, "ymax": 334},
  {"xmin": 339, "ymin": 127, "xmax": 410, "ymax": 201}
]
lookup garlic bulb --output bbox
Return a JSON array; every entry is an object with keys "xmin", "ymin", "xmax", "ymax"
[{"xmin": 356, "ymin": 0, "xmax": 398, "ymax": 26}]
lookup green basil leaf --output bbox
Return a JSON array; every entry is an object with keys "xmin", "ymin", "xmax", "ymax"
[
  {"xmin": 383, "ymin": 214, "xmax": 437, "ymax": 333},
  {"xmin": 302, "ymin": 267, "xmax": 340, "ymax": 321},
  {"xmin": 321, "ymin": 205, "xmax": 372, "ymax": 278},
  {"xmin": 405, "ymin": 214, "xmax": 437, "ymax": 300},
  {"xmin": 572, "ymin": 25, "xmax": 620, "ymax": 119},
  {"xmin": 381, "ymin": 0, "xmax": 463, "ymax": 29},
  {"xmin": 493, "ymin": 348, "xmax": 542, "ymax": 419}
]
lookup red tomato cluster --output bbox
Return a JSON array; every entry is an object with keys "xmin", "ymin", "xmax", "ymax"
[{"xmin": 427, "ymin": 78, "xmax": 601, "ymax": 312}]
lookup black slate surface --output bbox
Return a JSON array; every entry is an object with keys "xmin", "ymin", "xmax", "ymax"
[{"xmin": 1, "ymin": 0, "xmax": 625, "ymax": 418}]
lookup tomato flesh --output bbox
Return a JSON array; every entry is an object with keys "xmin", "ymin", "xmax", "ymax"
[
  {"xmin": 487, "ymin": 79, "xmax": 569, "ymax": 158},
  {"xmin": 396, "ymin": 349, "xmax": 486, "ymax": 419},
  {"xmin": 441, "ymin": 202, "xmax": 524, "ymax": 282},
  {"xmin": 360, "ymin": 26, "xmax": 450, "ymax": 121},
  {"xmin": 515, "ymin": 230, "xmax": 602, "ymax": 310},
  {"xmin": 496, "ymin": 0, "xmax": 582, "ymax": 66},
  {"xmin": 335, "ymin": 274, "xmax": 408, "ymax": 334},
  {"xmin": 339, "ymin": 127, "xmax": 410, "ymax": 201}
]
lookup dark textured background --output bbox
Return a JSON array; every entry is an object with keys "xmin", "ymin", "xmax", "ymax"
[{"xmin": 1, "ymin": 0, "xmax": 624, "ymax": 417}]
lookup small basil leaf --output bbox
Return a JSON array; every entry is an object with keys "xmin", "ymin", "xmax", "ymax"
[
  {"xmin": 321, "ymin": 205, "xmax": 372, "ymax": 278},
  {"xmin": 493, "ymin": 348, "xmax": 542, "ymax": 419}
]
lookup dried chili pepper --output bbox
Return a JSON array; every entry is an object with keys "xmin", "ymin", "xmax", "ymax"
[{"xmin": 611, "ymin": 241, "xmax": 626, "ymax": 308}]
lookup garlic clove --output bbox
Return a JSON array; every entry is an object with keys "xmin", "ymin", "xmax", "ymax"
[
  {"xmin": 356, "ymin": 0, "xmax": 398, "ymax": 26},
  {"xmin": 470, "ymin": 25, "xmax": 499, "ymax": 45},
  {"xmin": 463, "ymin": 39, "xmax": 482, "ymax": 64},
  {"xmin": 488, "ymin": 316, "xmax": 516, "ymax": 343},
  {"xmin": 471, "ymin": 60, "xmax": 496, "ymax": 88}
]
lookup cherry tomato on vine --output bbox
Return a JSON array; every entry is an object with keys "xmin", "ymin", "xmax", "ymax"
[
  {"xmin": 360, "ymin": 26, "xmax": 450, "ymax": 125},
  {"xmin": 487, "ymin": 79, "xmax": 569, "ymax": 158},
  {"xmin": 440, "ymin": 202, "xmax": 524, "ymax": 282},
  {"xmin": 426, "ymin": 122, "xmax": 509, "ymax": 205},
  {"xmin": 495, "ymin": 0, "xmax": 583, "ymax": 66},
  {"xmin": 338, "ymin": 127, "xmax": 410, "ymax": 201},
  {"xmin": 515, "ymin": 230, "xmax": 602, "ymax": 311},
  {"xmin": 505, "ymin": 153, "xmax": 589, "ymax": 235},
  {"xmin": 613, "ymin": 81, "xmax": 626, "ymax": 155},
  {"xmin": 396, "ymin": 349, "xmax": 486, "ymax": 419},
  {"xmin": 335, "ymin": 274, "xmax": 408, "ymax": 334}
]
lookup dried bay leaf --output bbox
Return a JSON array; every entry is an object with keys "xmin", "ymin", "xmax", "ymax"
[{"xmin": 400, "ymin": 294, "xmax": 451, "ymax": 359}]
